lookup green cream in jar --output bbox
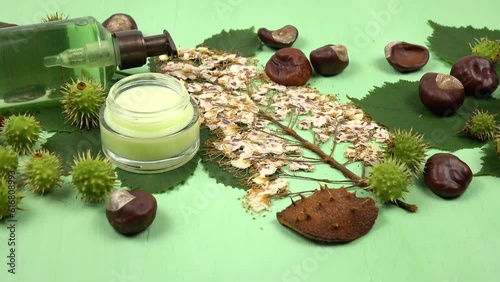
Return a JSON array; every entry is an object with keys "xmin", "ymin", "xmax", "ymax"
[{"xmin": 99, "ymin": 73, "xmax": 200, "ymax": 173}]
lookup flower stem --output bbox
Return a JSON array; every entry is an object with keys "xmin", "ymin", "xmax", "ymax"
[
  {"xmin": 392, "ymin": 199, "xmax": 418, "ymax": 212},
  {"xmin": 259, "ymin": 110, "xmax": 418, "ymax": 213},
  {"xmin": 259, "ymin": 110, "xmax": 363, "ymax": 185}
]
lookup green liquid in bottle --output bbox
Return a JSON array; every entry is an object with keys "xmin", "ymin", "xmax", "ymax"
[{"xmin": 0, "ymin": 17, "xmax": 116, "ymax": 111}]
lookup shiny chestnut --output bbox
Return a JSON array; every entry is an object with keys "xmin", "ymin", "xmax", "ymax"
[
  {"xmin": 423, "ymin": 153, "xmax": 473, "ymax": 198},
  {"xmin": 106, "ymin": 189, "xmax": 157, "ymax": 236},
  {"xmin": 258, "ymin": 25, "xmax": 298, "ymax": 49},
  {"xmin": 0, "ymin": 23, "xmax": 18, "ymax": 28},
  {"xmin": 309, "ymin": 44, "xmax": 349, "ymax": 76},
  {"xmin": 450, "ymin": 55, "xmax": 499, "ymax": 99},
  {"xmin": 102, "ymin": 13, "xmax": 138, "ymax": 33},
  {"xmin": 419, "ymin": 73, "xmax": 465, "ymax": 116},
  {"xmin": 385, "ymin": 41, "xmax": 429, "ymax": 73},
  {"xmin": 265, "ymin": 47, "xmax": 312, "ymax": 86}
]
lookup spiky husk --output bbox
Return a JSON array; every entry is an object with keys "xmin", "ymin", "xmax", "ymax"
[
  {"xmin": 494, "ymin": 133, "xmax": 500, "ymax": 157},
  {"xmin": 23, "ymin": 150, "xmax": 63, "ymax": 195},
  {"xmin": 366, "ymin": 158, "xmax": 411, "ymax": 203},
  {"xmin": 470, "ymin": 38, "xmax": 500, "ymax": 64},
  {"xmin": 70, "ymin": 151, "xmax": 116, "ymax": 203},
  {"xmin": 0, "ymin": 146, "xmax": 18, "ymax": 177},
  {"xmin": 0, "ymin": 177, "xmax": 23, "ymax": 222},
  {"xmin": 384, "ymin": 129, "xmax": 429, "ymax": 175},
  {"xmin": 60, "ymin": 77, "xmax": 106, "ymax": 129},
  {"xmin": 1, "ymin": 114, "xmax": 41, "ymax": 154},
  {"xmin": 42, "ymin": 12, "xmax": 69, "ymax": 22},
  {"xmin": 459, "ymin": 110, "xmax": 497, "ymax": 141}
]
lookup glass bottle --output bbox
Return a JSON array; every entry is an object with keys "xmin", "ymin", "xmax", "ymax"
[{"xmin": 0, "ymin": 16, "xmax": 177, "ymax": 111}]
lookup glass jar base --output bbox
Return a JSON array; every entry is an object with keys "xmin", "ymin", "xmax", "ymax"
[{"xmin": 102, "ymin": 138, "xmax": 200, "ymax": 174}]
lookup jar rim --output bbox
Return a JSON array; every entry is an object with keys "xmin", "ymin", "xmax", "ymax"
[{"xmin": 107, "ymin": 73, "xmax": 188, "ymax": 115}]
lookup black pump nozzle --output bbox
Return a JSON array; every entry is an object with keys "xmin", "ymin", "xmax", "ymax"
[{"xmin": 113, "ymin": 29, "xmax": 178, "ymax": 70}]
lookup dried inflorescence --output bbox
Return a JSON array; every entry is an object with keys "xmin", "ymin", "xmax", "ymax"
[{"xmin": 153, "ymin": 47, "xmax": 390, "ymax": 212}]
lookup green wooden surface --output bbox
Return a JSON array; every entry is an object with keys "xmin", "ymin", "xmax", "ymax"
[{"xmin": 1, "ymin": 0, "xmax": 499, "ymax": 281}]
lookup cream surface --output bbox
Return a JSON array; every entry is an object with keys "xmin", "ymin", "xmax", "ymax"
[
  {"xmin": 114, "ymin": 85, "xmax": 180, "ymax": 113},
  {"xmin": 104, "ymin": 85, "xmax": 194, "ymax": 138}
]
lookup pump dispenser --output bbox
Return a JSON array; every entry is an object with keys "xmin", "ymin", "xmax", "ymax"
[
  {"xmin": 44, "ymin": 30, "xmax": 176, "ymax": 70},
  {"xmin": 0, "ymin": 16, "xmax": 177, "ymax": 111}
]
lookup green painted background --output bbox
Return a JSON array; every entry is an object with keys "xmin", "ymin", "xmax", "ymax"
[{"xmin": 1, "ymin": 0, "xmax": 499, "ymax": 281}]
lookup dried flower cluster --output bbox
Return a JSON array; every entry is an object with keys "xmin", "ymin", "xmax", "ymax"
[{"xmin": 152, "ymin": 47, "xmax": 390, "ymax": 212}]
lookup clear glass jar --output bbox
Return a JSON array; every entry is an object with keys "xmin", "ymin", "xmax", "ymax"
[{"xmin": 99, "ymin": 73, "xmax": 200, "ymax": 174}]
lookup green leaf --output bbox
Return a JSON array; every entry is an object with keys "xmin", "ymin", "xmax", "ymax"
[
  {"xmin": 476, "ymin": 144, "xmax": 500, "ymax": 177},
  {"xmin": 199, "ymin": 127, "xmax": 250, "ymax": 190},
  {"xmin": 427, "ymin": 20, "xmax": 500, "ymax": 77},
  {"xmin": 0, "ymin": 103, "xmax": 78, "ymax": 133},
  {"xmin": 0, "ymin": 22, "xmax": 7, "ymax": 25},
  {"xmin": 35, "ymin": 104, "xmax": 80, "ymax": 132},
  {"xmin": 350, "ymin": 80, "xmax": 500, "ymax": 151},
  {"xmin": 44, "ymin": 128, "xmax": 200, "ymax": 193},
  {"xmin": 43, "ymin": 129, "xmax": 102, "ymax": 172},
  {"xmin": 117, "ymin": 154, "xmax": 200, "ymax": 194},
  {"xmin": 197, "ymin": 26, "xmax": 263, "ymax": 57},
  {"xmin": 147, "ymin": 56, "xmax": 163, "ymax": 73}
]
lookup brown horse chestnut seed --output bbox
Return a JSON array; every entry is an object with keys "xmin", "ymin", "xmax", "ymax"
[
  {"xmin": 257, "ymin": 25, "xmax": 298, "ymax": 49},
  {"xmin": 385, "ymin": 41, "xmax": 430, "ymax": 73},
  {"xmin": 102, "ymin": 13, "xmax": 138, "ymax": 34},
  {"xmin": 450, "ymin": 55, "xmax": 499, "ymax": 99},
  {"xmin": 423, "ymin": 153, "xmax": 473, "ymax": 199},
  {"xmin": 106, "ymin": 189, "xmax": 157, "ymax": 236},
  {"xmin": 419, "ymin": 72, "xmax": 465, "ymax": 116},
  {"xmin": 265, "ymin": 47, "xmax": 312, "ymax": 86},
  {"xmin": 0, "ymin": 23, "xmax": 18, "ymax": 28},
  {"xmin": 309, "ymin": 44, "xmax": 349, "ymax": 76}
]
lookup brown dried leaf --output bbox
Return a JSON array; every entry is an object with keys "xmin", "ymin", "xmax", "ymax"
[{"xmin": 276, "ymin": 186, "xmax": 378, "ymax": 243}]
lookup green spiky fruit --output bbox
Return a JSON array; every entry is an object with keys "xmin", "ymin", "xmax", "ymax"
[
  {"xmin": 0, "ymin": 146, "xmax": 18, "ymax": 177},
  {"xmin": 23, "ymin": 150, "xmax": 63, "ymax": 195},
  {"xmin": 0, "ymin": 177, "xmax": 23, "ymax": 222},
  {"xmin": 70, "ymin": 151, "xmax": 116, "ymax": 203},
  {"xmin": 459, "ymin": 110, "xmax": 497, "ymax": 141},
  {"xmin": 366, "ymin": 158, "xmax": 411, "ymax": 203},
  {"xmin": 1, "ymin": 114, "xmax": 41, "ymax": 154},
  {"xmin": 42, "ymin": 12, "xmax": 69, "ymax": 22},
  {"xmin": 384, "ymin": 129, "xmax": 429, "ymax": 175},
  {"xmin": 470, "ymin": 38, "xmax": 500, "ymax": 64},
  {"xmin": 60, "ymin": 77, "xmax": 106, "ymax": 129},
  {"xmin": 494, "ymin": 133, "xmax": 500, "ymax": 157}
]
